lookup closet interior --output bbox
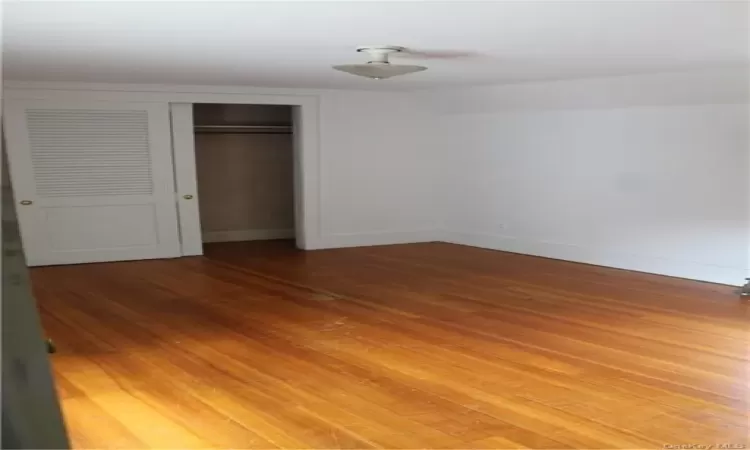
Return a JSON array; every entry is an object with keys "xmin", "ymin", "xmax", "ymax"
[{"xmin": 193, "ymin": 103, "xmax": 295, "ymax": 245}]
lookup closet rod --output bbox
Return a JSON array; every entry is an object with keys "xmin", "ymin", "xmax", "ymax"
[{"xmin": 194, "ymin": 125, "xmax": 293, "ymax": 135}]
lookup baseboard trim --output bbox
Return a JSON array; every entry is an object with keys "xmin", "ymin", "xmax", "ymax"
[
  {"xmin": 319, "ymin": 230, "xmax": 440, "ymax": 249},
  {"xmin": 440, "ymin": 230, "xmax": 744, "ymax": 286},
  {"xmin": 203, "ymin": 227, "xmax": 743, "ymax": 285},
  {"xmin": 202, "ymin": 228, "xmax": 295, "ymax": 243}
]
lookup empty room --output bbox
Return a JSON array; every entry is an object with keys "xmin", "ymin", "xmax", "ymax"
[{"xmin": 2, "ymin": 1, "xmax": 748, "ymax": 449}]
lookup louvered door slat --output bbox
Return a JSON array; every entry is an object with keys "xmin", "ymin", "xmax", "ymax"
[{"xmin": 26, "ymin": 109, "xmax": 154, "ymax": 198}]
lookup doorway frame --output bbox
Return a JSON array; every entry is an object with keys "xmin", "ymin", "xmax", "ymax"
[
  {"xmin": 172, "ymin": 100, "xmax": 313, "ymax": 255},
  {"xmin": 4, "ymin": 87, "xmax": 322, "ymax": 252}
]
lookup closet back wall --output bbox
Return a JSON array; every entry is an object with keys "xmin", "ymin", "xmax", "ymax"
[{"xmin": 194, "ymin": 104, "xmax": 294, "ymax": 242}]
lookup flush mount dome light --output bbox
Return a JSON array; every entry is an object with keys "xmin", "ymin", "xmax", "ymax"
[{"xmin": 333, "ymin": 46, "xmax": 427, "ymax": 80}]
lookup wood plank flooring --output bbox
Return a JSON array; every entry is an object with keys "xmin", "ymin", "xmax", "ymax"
[{"xmin": 31, "ymin": 241, "xmax": 749, "ymax": 449}]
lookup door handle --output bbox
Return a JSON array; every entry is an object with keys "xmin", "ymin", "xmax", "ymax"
[
  {"xmin": 19, "ymin": 200, "xmax": 32, "ymax": 206},
  {"xmin": 182, "ymin": 195, "xmax": 194, "ymax": 200},
  {"xmin": 46, "ymin": 338, "xmax": 56, "ymax": 354}
]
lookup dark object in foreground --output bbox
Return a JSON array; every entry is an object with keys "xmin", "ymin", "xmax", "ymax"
[{"xmin": 741, "ymin": 278, "xmax": 750, "ymax": 297}]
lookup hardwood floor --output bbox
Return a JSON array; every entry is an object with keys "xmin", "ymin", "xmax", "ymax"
[{"xmin": 32, "ymin": 241, "xmax": 749, "ymax": 449}]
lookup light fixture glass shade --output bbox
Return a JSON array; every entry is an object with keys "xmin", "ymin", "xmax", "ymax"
[{"xmin": 332, "ymin": 62, "xmax": 427, "ymax": 79}]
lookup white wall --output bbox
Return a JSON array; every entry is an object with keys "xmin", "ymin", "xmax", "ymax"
[
  {"xmin": 425, "ymin": 68, "xmax": 749, "ymax": 285},
  {"xmin": 317, "ymin": 90, "xmax": 440, "ymax": 247}
]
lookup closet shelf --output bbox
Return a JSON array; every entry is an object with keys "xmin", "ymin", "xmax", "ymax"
[{"xmin": 194, "ymin": 125, "xmax": 292, "ymax": 135}]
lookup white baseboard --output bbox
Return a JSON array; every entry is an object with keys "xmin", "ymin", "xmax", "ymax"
[
  {"xmin": 318, "ymin": 230, "xmax": 440, "ymax": 249},
  {"xmin": 440, "ymin": 230, "xmax": 744, "ymax": 286},
  {"xmin": 204, "ymin": 227, "xmax": 743, "ymax": 286},
  {"xmin": 202, "ymin": 228, "xmax": 295, "ymax": 243}
]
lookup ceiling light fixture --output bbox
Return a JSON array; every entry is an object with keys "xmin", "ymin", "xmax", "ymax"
[{"xmin": 333, "ymin": 46, "xmax": 427, "ymax": 80}]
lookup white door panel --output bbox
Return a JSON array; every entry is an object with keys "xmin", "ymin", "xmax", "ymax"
[
  {"xmin": 3, "ymin": 100, "xmax": 180, "ymax": 266},
  {"xmin": 169, "ymin": 103, "xmax": 203, "ymax": 256}
]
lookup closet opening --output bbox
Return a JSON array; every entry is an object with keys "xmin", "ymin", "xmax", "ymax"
[{"xmin": 191, "ymin": 103, "xmax": 297, "ymax": 251}]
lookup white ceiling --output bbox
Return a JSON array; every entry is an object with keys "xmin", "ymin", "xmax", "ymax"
[{"xmin": 4, "ymin": 1, "xmax": 748, "ymax": 90}]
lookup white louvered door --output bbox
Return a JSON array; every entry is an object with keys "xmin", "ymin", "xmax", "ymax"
[{"xmin": 3, "ymin": 100, "xmax": 181, "ymax": 266}]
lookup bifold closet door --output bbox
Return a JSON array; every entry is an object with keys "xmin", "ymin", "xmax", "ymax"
[{"xmin": 3, "ymin": 99, "xmax": 181, "ymax": 266}]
